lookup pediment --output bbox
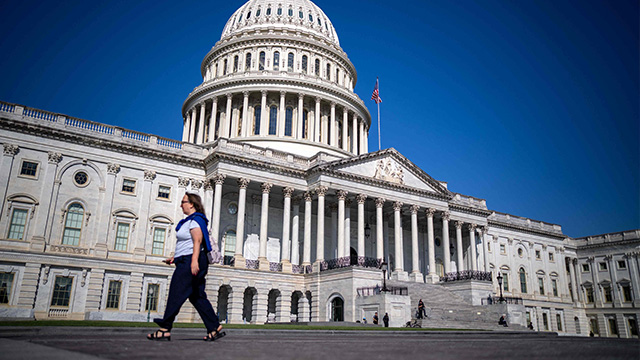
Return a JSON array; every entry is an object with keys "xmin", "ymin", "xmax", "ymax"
[{"xmin": 318, "ymin": 149, "xmax": 450, "ymax": 196}]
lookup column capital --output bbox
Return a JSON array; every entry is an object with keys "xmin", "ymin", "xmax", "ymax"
[
  {"xmin": 191, "ymin": 179, "xmax": 204, "ymax": 189},
  {"xmin": 237, "ymin": 178, "xmax": 250, "ymax": 189},
  {"xmin": 177, "ymin": 177, "xmax": 190, "ymax": 187},
  {"xmin": 48, "ymin": 152, "xmax": 62, "ymax": 164},
  {"xmin": 211, "ymin": 173, "xmax": 226, "ymax": 185},
  {"xmin": 425, "ymin": 208, "xmax": 436, "ymax": 218},
  {"xmin": 315, "ymin": 96, "xmax": 322, "ymax": 103},
  {"xmin": 356, "ymin": 193, "xmax": 367, "ymax": 204},
  {"xmin": 330, "ymin": 101, "xmax": 336, "ymax": 108},
  {"xmin": 3, "ymin": 144, "xmax": 19, "ymax": 156},
  {"xmin": 211, "ymin": 95, "xmax": 218, "ymax": 102},
  {"xmin": 467, "ymin": 223, "xmax": 477, "ymax": 231},
  {"xmin": 410, "ymin": 205, "xmax": 420, "ymax": 214},
  {"xmin": 243, "ymin": 91, "xmax": 250, "ymax": 98},
  {"xmin": 393, "ymin": 201, "xmax": 403, "ymax": 211},
  {"xmin": 107, "ymin": 163, "xmax": 120, "ymax": 175},
  {"xmin": 261, "ymin": 90, "xmax": 268, "ymax": 96},
  {"xmin": 226, "ymin": 93, "xmax": 233, "ymax": 100},
  {"xmin": 280, "ymin": 90, "xmax": 286, "ymax": 96},
  {"xmin": 442, "ymin": 211, "xmax": 451, "ymax": 222},
  {"xmin": 298, "ymin": 93, "xmax": 304, "ymax": 100},
  {"xmin": 315, "ymin": 185, "xmax": 328, "ymax": 196},
  {"xmin": 261, "ymin": 182, "xmax": 273, "ymax": 194},
  {"xmin": 283, "ymin": 186, "xmax": 295, "ymax": 198},
  {"xmin": 455, "ymin": 221, "xmax": 463, "ymax": 230},
  {"xmin": 303, "ymin": 191, "xmax": 314, "ymax": 202},
  {"xmin": 375, "ymin": 197, "xmax": 386, "ymax": 208},
  {"xmin": 337, "ymin": 190, "xmax": 348, "ymax": 200},
  {"xmin": 143, "ymin": 170, "xmax": 157, "ymax": 181}
]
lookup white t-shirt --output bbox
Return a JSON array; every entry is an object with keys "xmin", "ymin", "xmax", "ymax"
[{"xmin": 174, "ymin": 220, "xmax": 199, "ymax": 258}]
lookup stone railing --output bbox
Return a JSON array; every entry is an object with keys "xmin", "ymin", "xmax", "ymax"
[
  {"xmin": 48, "ymin": 308, "xmax": 69, "ymax": 318},
  {"xmin": 245, "ymin": 259, "xmax": 259, "ymax": 270},
  {"xmin": 489, "ymin": 211, "xmax": 563, "ymax": 234},
  {"xmin": 481, "ymin": 296, "xmax": 524, "ymax": 305},
  {"xmin": 269, "ymin": 262, "xmax": 283, "ymax": 272},
  {"xmin": 356, "ymin": 286, "xmax": 409, "ymax": 297},
  {"xmin": 317, "ymin": 256, "xmax": 382, "ymax": 272},
  {"xmin": 441, "ymin": 270, "xmax": 492, "ymax": 282}
]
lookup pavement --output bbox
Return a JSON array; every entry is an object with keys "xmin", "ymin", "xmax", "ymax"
[{"xmin": 0, "ymin": 327, "xmax": 638, "ymax": 360}]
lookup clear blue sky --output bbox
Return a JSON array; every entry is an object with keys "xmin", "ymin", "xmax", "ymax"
[{"xmin": 0, "ymin": 0, "xmax": 637, "ymax": 238}]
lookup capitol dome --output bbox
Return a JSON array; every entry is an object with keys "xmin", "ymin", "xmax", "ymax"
[{"xmin": 182, "ymin": 0, "xmax": 371, "ymax": 158}]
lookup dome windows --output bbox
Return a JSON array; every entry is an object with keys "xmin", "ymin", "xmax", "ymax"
[
  {"xmin": 314, "ymin": 59, "xmax": 320, "ymax": 76},
  {"xmin": 317, "ymin": 18, "xmax": 321, "ymax": 26},
  {"xmin": 245, "ymin": 53, "xmax": 252, "ymax": 71},
  {"xmin": 253, "ymin": 106, "xmax": 261, "ymax": 135},
  {"xmin": 277, "ymin": 7, "xmax": 282, "ymax": 16},
  {"xmin": 301, "ymin": 55, "xmax": 308, "ymax": 73},
  {"xmin": 259, "ymin": 51, "xmax": 266, "ymax": 71},
  {"xmin": 299, "ymin": 10, "xmax": 303, "ymax": 19},
  {"xmin": 266, "ymin": 7, "xmax": 271, "ymax": 16},
  {"xmin": 285, "ymin": 107, "xmax": 293, "ymax": 137},
  {"xmin": 308, "ymin": 13, "xmax": 313, "ymax": 22},
  {"xmin": 287, "ymin": 53, "xmax": 294, "ymax": 72},
  {"xmin": 256, "ymin": 9, "xmax": 261, "ymax": 17},
  {"xmin": 268, "ymin": 106, "xmax": 278, "ymax": 135},
  {"xmin": 246, "ymin": 11, "xmax": 251, "ymax": 19},
  {"xmin": 273, "ymin": 51, "xmax": 280, "ymax": 71},
  {"xmin": 233, "ymin": 55, "xmax": 239, "ymax": 72},
  {"xmin": 288, "ymin": 8, "xmax": 293, "ymax": 17}
]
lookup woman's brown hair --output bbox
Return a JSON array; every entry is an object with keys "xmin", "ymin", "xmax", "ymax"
[{"xmin": 186, "ymin": 193, "xmax": 206, "ymax": 215}]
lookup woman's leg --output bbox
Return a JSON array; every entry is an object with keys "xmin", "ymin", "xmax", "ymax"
[
  {"xmin": 189, "ymin": 252, "xmax": 220, "ymax": 333},
  {"xmin": 154, "ymin": 257, "xmax": 194, "ymax": 330}
]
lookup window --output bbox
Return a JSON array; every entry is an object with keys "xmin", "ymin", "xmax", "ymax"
[
  {"xmin": 500, "ymin": 244, "xmax": 505, "ymax": 254},
  {"xmin": 233, "ymin": 55, "xmax": 239, "ymax": 72},
  {"xmin": 538, "ymin": 277, "xmax": 545, "ymax": 295},
  {"xmin": 314, "ymin": 59, "xmax": 320, "ymax": 76},
  {"xmin": 224, "ymin": 230, "xmax": 236, "ymax": 257},
  {"xmin": 106, "ymin": 280, "xmax": 122, "ymax": 309},
  {"xmin": 535, "ymin": 250, "xmax": 541, "ymax": 259},
  {"xmin": 517, "ymin": 248, "xmax": 523, "ymax": 257},
  {"xmin": 145, "ymin": 283, "xmax": 159, "ymax": 312},
  {"xmin": 256, "ymin": 9, "xmax": 261, "ymax": 17},
  {"xmin": 268, "ymin": 106, "xmax": 277, "ymax": 135},
  {"xmin": 542, "ymin": 313, "xmax": 549, "ymax": 330},
  {"xmin": 152, "ymin": 228, "xmax": 166, "ymax": 255},
  {"xmin": 253, "ymin": 105, "xmax": 261, "ymax": 135},
  {"xmin": 519, "ymin": 268, "xmax": 527, "ymax": 293},
  {"xmin": 487, "ymin": 241, "xmax": 491, "ymax": 252},
  {"xmin": 608, "ymin": 317, "xmax": 618, "ymax": 335},
  {"xmin": 308, "ymin": 13, "xmax": 313, "ymax": 22},
  {"xmin": 622, "ymin": 284, "xmax": 632, "ymax": 302},
  {"xmin": 326, "ymin": 63, "xmax": 330, "ymax": 79},
  {"xmin": 273, "ymin": 51, "xmax": 279, "ymax": 71},
  {"xmin": 556, "ymin": 314, "xmax": 563, "ymax": 331},
  {"xmin": 617, "ymin": 260, "xmax": 627, "ymax": 269},
  {"xmin": 629, "ymin": 318, "xmax": 639, "ymax": 336},
  {"xmin": 7, "ymin": 208, "xmax": 28, "ymax": 240},
  {"xmin": 582, "ymin": 264, "xmax": 590, "ymax": 272},
  {"xmin": 245, "ymin": 53, "xmax": 252, "ymax": 71},
  {"xmin": 299, "ymin": 10, "xmax": 303, "ymax": 19},
  {"xmin": 266, "ymin": 7, "xmax": 271, "ymax": 16},
  {"xmin": 302, "ymin": 55, "xmax": 308, "ymax": 73},
  {"xmin": 287, "ymin": 52, "xmax": 294, "ymax": 72},
  {"xmin": 336, "ymin": 68, "xmax": 339, "ymax": 84},
  {"xmin": 288, "ymin": 8, "xmax": 293, "ymax": 17},
  {"xmin": 74, "ymin": 171, "xmax": 88, "ymax": 186},
  {"xmin": 122, "ymin": 179, "xmax": 136, "ymax": 193},
  {"xmin": 552, "ymin": 279, "xmax": 558, "ymax": 296},
  {"xmin": 114, "ymin": 223, "xmax": 130, "ymax": 251},
  {"xmin": 157, "ymin": 186, "xmax": 171, "ymax": 200},
  {"xmin": 259, "ymin": 51, "xmax": 265, "ymax": 71},
  {"xmin": 277, "ymin": 7, "xmax": 282, "ymax": 16},
  {"xmin": 586, "ymin": 287, "xmax": 594, "ymax": 303},
  {"xmin": 50, "ymin": 276, "xmax": 73, "ymax": 307},
  {"xmin": 598, "ymin": 262, "xmax": 607, "ymax": 271},
  {"xmin": 62, "ymin": 203, "xmax": 84, "ymax": 246},
  {"xmin": 246, "ymin": 11, "xmax": 251, "ymax": 19},
  {"xmin": 285, "ymin": 107, "xmax": 293, "ymax": 136},
  {"xmin": 223, "ymin": 59, "xmax": 228, "ymax": 75},
  {"xmin": 317, "ymin": 17, "xmax": 321, "ymax": 26},
  {"xmin": 0, "ymin": 272, "xmax": 15, "ymax": 304},
  {"xmin": 502, "ymin": 272, "xmax": 509, "ymax": 292},
  {"xmin": 549, "ymin": 252, "xmax": 554, "ymax": 262},
  {"xmin": 603, "ymin": 286, "xmax": 612, "ymax": 303},
  {"xmin": 302, "ymin": 110, "xmax": 308, "ymax": 138},
  {"xmin": 20, "ymin": 160, "xmax": 38, "ymax": 177}
]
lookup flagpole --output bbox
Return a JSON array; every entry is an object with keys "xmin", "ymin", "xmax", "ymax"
[{"xmin": 377, "ymin": 101, "xmax": 381, "ymax": 151}]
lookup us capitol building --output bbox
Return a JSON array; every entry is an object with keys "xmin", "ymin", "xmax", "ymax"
[{"xmin": 0, "ymin": 0, "xmax": 638, "ymax": 338}]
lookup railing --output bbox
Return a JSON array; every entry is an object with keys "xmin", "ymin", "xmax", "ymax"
[
  {"xmin": 441, "ymin": 270, "xmax": 492, "ymax": 282},
  {"xmin": 0, "ymin": 102, "xmax": 15, "ymax": 113},
  {"xmin": 48, "ymin": 308, "xmax": 69, "ymax": 318},
  {"xmin": 292, "ymin": 264, "xmax": 304, "ymax": 274},
  {"xmin": 245, "ymin": 259, "xmax": 259, "ymax": 270},
  {"xmin": 157, "ymin": 137, "xmax": 183, "ymax": 149},
  {"xmin": 66, "ymin": 117, "xmax": 114, "ymax": 135},
  {"xmin": 318, "ymin": 256, "xmax": 382, "ymax": 272},
  {"xmin": 481, "ymin": 296, "xmax": 524, "ymax": 305},
  {"xmin": 223, "ymin": 255, "xmax": 235, "ymax": 266},
  {"xmin": 357, "ymin": 286, "xmax": 409, "ymax": 297},
  {"xmin": 269, "ymin": 262, "xmax": 282, "ymax": 272},
  {"xmin": 121, "ymin": 129, "xmax": 150, "ymax": 142},
  {"xmin": 23, "ymin": 108, "xmax": 57, "ymax": 122}
]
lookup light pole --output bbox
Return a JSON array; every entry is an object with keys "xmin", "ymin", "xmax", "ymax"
[
  {"xmin": 380, "ymin": 262, "xmax": 389, "ymax": 292},
  {"xmin": 146, "ymin": 286, "xmax": 155, "ymax": 322},
  {"xmin": 496, "ymin": 272, "xmax": 505, "ymax": 303}
]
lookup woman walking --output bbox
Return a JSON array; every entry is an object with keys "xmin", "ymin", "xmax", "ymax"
[{"xmin": 147, "ymin": 192, "xmax": 225, "ymax": 342}]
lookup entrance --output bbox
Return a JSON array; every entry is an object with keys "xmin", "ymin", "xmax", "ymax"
[{"xmin": 331, "ymin": 297, "xmax": 344, "ymax": 322}]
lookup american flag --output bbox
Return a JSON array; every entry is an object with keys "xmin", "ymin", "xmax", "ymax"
[{"xmin": 371, "ymin": 78, "xmax": 382, "ymax": 104}]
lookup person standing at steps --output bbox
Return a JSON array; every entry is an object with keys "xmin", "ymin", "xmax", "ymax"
[
  {"xmin": 373, "ymin": 312, "xmax": 379, "ymax": 325},
  {"xmin": 417, "ymin": 299, "xmax": 426, "ymax": 319},
  {"xmin": 383, "ymin": 313, "xmax": 390, "ymax": 327},
  {"xmin": 147, "ymin": 192, "xmax": 226, "ymax": 342}
]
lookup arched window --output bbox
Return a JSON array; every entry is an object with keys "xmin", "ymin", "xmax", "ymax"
[
  {"xmin": 520, "ymin": 268, "xmax": 528, "ymax": 294},
  {"xmin": 277, "ymin": 7, "xmax": 282, "ymax": 16},
  {"xmin": 223, "ymin": 59, "xmax": 228, "ymax": 75},
  {"xmin": 287, "ymin": 53, "xmax": 294, "ymax": 72},
  {"xmin": 259, "ymin": 51, "xmax": 265, "ymax": 71},
  {"xmin": 285, "ymin": 107, "xmax": 293, "ymax": 136},
  {"xmin": 273, "ymin": 51, "xmax": 279, "ymax": 71},
  {"xmin": 326, "ymin": 63, "xmax": 330, "ymax": 79},
  {"xmin": 253, "ymin": 105, "xmax": 261, "ymax": 135},
  {"xmin": 245, "ymin": 53, "xmax": 252, "ymax": 71},
  {"xmin": 266, "ymin": 7, "xmax": 271, "ymax": 16},
  {"xmin": 336, "ymin": 68, "xmax": 339, "ymax": 84},
  {"xmin": 314, "ymin": 59, "xmax": 320, "ymax": 76},
  {"xmin": 269, "ymin": 106, "xmax": 278, "ymax": 135},
  {"xmin": 330, "ymin": 297, "xmax": 344, "ymax": 322},
  {"xmin": 302, "ymin": 109, "xmax": 308, "ymax": 138},
  {"xmin": 302, "ymin": 55, "xmax": 308, "ymax": 73},
  {"xmin": 288, "ymin": 8, "xmax": 293, "ymax": 17},
  {"xmin": 233, "ymin": 55, "xmax": 239, "ymax": 72},
  {"xmin": 237, "ymin": 107, "xmax": 243, "ymax": 136},
  {"xmin": 62, "ymin": 203, "xmax": 84, "ymax": 246},
  {"xmin": 308, "ymin": 13, "xmax": 313, "ymax": 22},
  {"xmin": 299, "ymin": 10, "xmax": 303, "ymax": 19}
]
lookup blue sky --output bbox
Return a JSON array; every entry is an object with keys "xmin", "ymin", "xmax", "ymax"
[{"xmin": 0, "ymin": 0, "xmax": 637, "ymax": 238}]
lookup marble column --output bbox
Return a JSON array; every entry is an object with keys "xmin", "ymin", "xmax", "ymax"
[
  {"xmin": 409, "ymin": 205, "xmax": 423, "ymax": 282},
  {"xmin": 356, "ymin": 194, "xmax": 367, "ymax": 258},
  {"xmin": 260, "ymin": 90, "xmax": 268, "ymax": 136},
  {"xmin": 455, "ymin": 221, "xmax": 464, "ymax": 272},
  {"xmin": 197, "ymin": 102, "xmax": 206, "ymax": 143},
  {"xmin": 302, "ymin": 192, "xmax": 313, "ymax": 266},
  {"xmin": 297, "ymin": 93, "xmax": 304, "ymax": 139},
  {"xmin": 352, "ymin": 114, "xmax": 358, "ymax": 154},
  {"xmin": 330, "ymin": 204, "xmax": 338, "ymax": 259},
  {"xmin": 182, "ymin": 114, "xmax": 189, "ymax": 142},
  {"xmin": 210, "ymin": 174, "xmax": 226, "ymax": 251},
  {"xmin": 223, "ymin": 94, "xmax": 232, "ymax": 138},
  {"xmin": 278, "ymin": 91, "xmax": 286, "ymax": 136},
  {"xmin": 481, "ymin": 227, "xmax": 490, "ymax": 272},
  {"xmin": 359, "ymin": 120, "xmax": 365, "ymax": 154},
  {"xmin": 468, "ymin": 223, "xmax": 477, "ymax": 271},
  {"xmin": 258, "ymin": 182, "xmax": 273, "ymax": 270},
  {"xmin": 625, "ymin": 252, "xmax": 640, "ymax": 306},
  {"xmin": 209, "ymin": 97, "xmax": 218, "ymax": 141},
  {"xmin": 330, "ymin": 102, "xmax": 336, "ymax": 147},
  {"xmin": 337, "ymin": 190, "xmax": 347, "ymax": 258},
  {"xmin": 342, "ymin": 108, "xmax": 348, "ymax": 151},
  {"xmin": 442, "ymin": 211, "xmax": 451, "ymax": 274},
  {"xmin": 314, "ymin": 97, "xmax": 321, "ymax": 143},
  {"xmin": 234, "ymin": 178, "xmax": 250, "ymax": 268},
  {"xmin": 188, "ymin": 108, "xmax": 197, "ymax": 143},
  {"xmin": 281, "ymin": 187, "xmax": 294, "ymax": 273},
  {"xmin": 315, "ymin": 186, "xmax": 328, "ymax": 263},
  {"xmin": 567, "ymin": 257, "xmax": 578, "ymax": 303},
  {"xmin": 375, "ymin": 198, "xmax": 385, "ymax": 259},
  {"xmin": 425, "ymin": 208, "xmax": 438, "ymax": 283},
  {"xmin": 291, "ymin": 197, "xmax": 301, "ymax": 265},
  {"xmin": 392, "ymin": 202, "xmax": 408, "ymax": 280},
  {"xmin": 344, "ymin": 199, "xmax": 352, "ymax": 258},
  {"xmin": 242, "ymin": 91, "xmax": 249, "ymax": 137}
]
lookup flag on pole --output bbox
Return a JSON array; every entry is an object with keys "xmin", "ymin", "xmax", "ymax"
[{"xmin": 371, "ymin": 78, "xmax": 382, "ymax": 104}]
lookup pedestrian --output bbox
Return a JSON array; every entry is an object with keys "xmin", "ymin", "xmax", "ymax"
[
  {"xmin": 498, "ymin": 315, "xmax": 508, "ymax": 327},
  {"xmin": 383, "ymin": 312, "xmax": 389, "ymax": 327},
  {"xmin": 147, "ymin": 192, "xmax": 226, "ymax": 342},
  {"xmin": 363, "ymin": 317, "xmax": 367, "ymax": 324},
  {"xmin": 527, "ymin": 322, "xmax": 534, "ymax": 330},
  {"xmin": 373, "ymin": 312, "xmax": 379, "ymax": 325},
  {"xmin": 417, "ymin": 299, "xmax": 426, "ymax": 319}
]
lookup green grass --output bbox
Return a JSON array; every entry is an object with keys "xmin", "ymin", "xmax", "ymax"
[{"xmin": 0, "ymin": 320, "xmax": 480, "ymax": 331}]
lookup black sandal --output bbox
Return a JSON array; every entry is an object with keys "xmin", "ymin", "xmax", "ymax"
[
  {"xmin": 147, "ymin": 329, "xmax": 171, "ymax": 341},
  {"xmin": 203, "ymin": 326, "xmax": 226, "ymax": 341}
]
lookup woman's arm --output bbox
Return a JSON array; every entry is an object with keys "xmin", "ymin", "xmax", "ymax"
[{"xmin": 190, "ymin": 226, "xmax": 203, "ymax": 275}]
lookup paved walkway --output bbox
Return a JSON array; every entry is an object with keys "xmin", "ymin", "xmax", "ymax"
[{"xmin": 0, "ymin": 327, "xmax": 638, "ymax": 360}]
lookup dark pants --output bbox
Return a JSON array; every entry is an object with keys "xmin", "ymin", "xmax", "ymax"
[
  {"xmin": 418, "ymin": 307, "xmax": 426, "ymax": 319},
  {"xmin": 154, "ymin": 252, "xmax": 220, "ymax": 333}
]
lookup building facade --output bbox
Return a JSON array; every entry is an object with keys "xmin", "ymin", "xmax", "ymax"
[{"xmin": 0, "ymin": 0, "xmax": 637, "ymax": 337}]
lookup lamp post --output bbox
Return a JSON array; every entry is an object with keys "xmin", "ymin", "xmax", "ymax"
[
  {"xmin": 496, "ymin": 272, "xmax": 505, "ymax": 303},
  {"xmin": 146, "ymin": 286, "xmax": 155, "ymax": 322},
  {"xmin": 380, "ymin": 262, "xmax": 389, "ymax": 292}
]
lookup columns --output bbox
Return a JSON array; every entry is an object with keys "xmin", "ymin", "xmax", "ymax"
[
  {"xmin": 625, "ymin": 252, "xmax": 640, "ymax": 306},
  {"xmin": 188, "ymin": 108, "xmax": 197, "ymax": 143},
  {"xmin": 258, "ymin": 182, "xmax": 273, "ymax": 270},
  {"xmin": 242, "ymin": 91, "xmax": 249, "ymax": 137},
  {"xmin": 281, "ymin": 187, "xmax": 294, "ymax": 273},
  {"xmin": 182, "ymin": 114, "xmax": 189, "ymax": 142},
  {"xmin": 291, "ymin": 197, "xmax": 301, "ymax": 265},
  {"xmin": 359, "ymin": 120, "xmax": 365, "ymax": 154},
  {"xmin": 342, "ymin": 108, "xmax": 349, "ymax": 151},
  {"xmin": 209, "ymin": 97, "xmax": 218, "ymax": 141},
  {"xmin": 197, "ymin": 102, "xmax": 206, "ymax": 143},
  {"xmin": 302, "ymin": 192, "xmax": 313, "ymax": 266},
  {"xmin": 315, "ymin": 186, "xmax": 328, "ymax": 263},
  {"xmin": 314, "ymin": 97, "xmax": 321, "ymax": 142},
  {"xmin": 344, "ymin": 200, "xmax": 351, "ymax": 257},
  {"xmin": 375, "ymin": 198, "xmax": 385, "ymax": 259},
  {"xmin": 330, "ymin": 102, "xmax": 336, "ymax": 147},
  {"xmin": 260, "ymin": 90, "xmax": 268, "ymax": 136},
  {"xmin": 468, "ymin": 223, "xmax": 478, "ymax": 271},
  {"xmin": 393, "ymin": 202, "xmax": 404, "ymax": 272},
  {"xmin": 567, "ymin": 257, "xmax": 579, "ymax": 303},
  {"xmin": 442, "ymin": 211, "xmax": 451, "ymax": 274},
  {"xmin": 409, "ymin": 205, "xmax": 423, "ymax": 282},
  {"xmin": 455, "ymin": 221, "xmax": 464, "ymax": 272},
  {"xmin": 297, "ymin": 93, "xmax": 304, "ymax": 139},
  {"xmin": 234, "ymin": 178, "xmax": 250, "ymax": 268},
  {"xmin": 210, "ymin": 174, "xmax": 226, "ymax": 251},
  {"xmin": 278, "ymin": 91, "xmax": 286, "ymax": 136},
  {"xmin": 425, "ymin": 208, "xmax": 438, "ymax": 283},
  {"xmin": 357, "ymin": 194, "xmax": 367, "ymax": 258},
  {"xmin": 223, "ymin": 94, "xmax": 232, "ymax": 138},
  {"xmin": 352, "ymin": 113, "xmax": 358, "ymax": 154},
  {"xmin": 337, "ymin": 190, "xmax": 347, "ymax": 258},
  {"xmin": 481, "ymin": 227, "xmax": 490, "ymax": 272},
  {"xmin": 364, "ymin": 126, "xmax": 368, "ymax": 153}
]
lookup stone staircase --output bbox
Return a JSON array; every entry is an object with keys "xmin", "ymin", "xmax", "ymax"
[{"xmin": 387, "ymin": 280, "xmax": 527, "ymax": 331}]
